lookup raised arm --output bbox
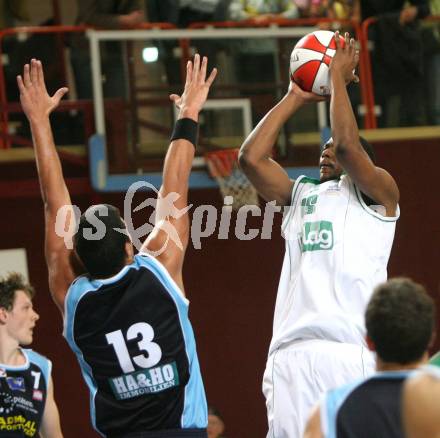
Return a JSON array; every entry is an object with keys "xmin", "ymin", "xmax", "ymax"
[
  {"xmin": 39, "ymin": 377, "xmax": 63, "ymax": 438},
  {"xmin": 329, "ymin": 32, "xmax": 399, "ymax": 216},
  {"xmin": 17, "ymin": 59, "xmax": 76, "ymax": 312},
  {"xmin": 238, "ymin": 83, "xmax": 324, "ymax": 206},
  {"xmin": 141, "ymin": 55, "xmax": 217, "ymax": 292}
]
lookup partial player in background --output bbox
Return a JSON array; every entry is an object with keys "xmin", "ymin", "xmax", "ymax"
[
  {"xmin": 0, "ymin": 272, "xmax": 63, "ymax": 438},
  {"xmin": 304, "ymin": 277, "xmax": 435, "ymax": 438},
  {"xmin": 239, "ymin": 31, "xmax": 399, "ymax": 438},
  {"xmin": 18, "ymin": 55, "xmax": 216, "ymax": 437}
]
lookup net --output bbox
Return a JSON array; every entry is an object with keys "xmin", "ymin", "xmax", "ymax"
[{"xmin": 204, "ymin": 149, "xmax": 259, "ymax": 210}]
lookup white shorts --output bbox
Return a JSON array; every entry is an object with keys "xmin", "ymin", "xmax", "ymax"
[{"xmin": 262, "ymin": 339, "xmax": 375, "ymax": 438}]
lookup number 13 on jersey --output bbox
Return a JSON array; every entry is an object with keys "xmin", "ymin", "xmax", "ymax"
[{"xmin": 106, "ymin": 322, "xmax": 162, "ymax": 373}]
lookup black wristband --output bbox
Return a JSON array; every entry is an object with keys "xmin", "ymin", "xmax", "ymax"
[{"xmin": 170, "ymin": 118, "xmax": 198, "ymax": 147}]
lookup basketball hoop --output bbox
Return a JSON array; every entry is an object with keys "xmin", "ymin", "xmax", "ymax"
[{"xmin": 204, "ymin": 149, "xmax": 259, "ymax": 211}]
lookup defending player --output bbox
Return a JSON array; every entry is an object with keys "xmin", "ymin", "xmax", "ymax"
[
  {"xmin": 17, "ymin": 55, "xmax": 216, "ymax": 437},
  {"xmin": 304, "ymin": 277, "xmax": 435, "ymax": 438},
  {"xmin": 0, "ymin": 272, "xmax": 63, "ymax": 437},
  {"xmin": 239, "ymin": 31, "xmax": 400, "ymax": 437}
]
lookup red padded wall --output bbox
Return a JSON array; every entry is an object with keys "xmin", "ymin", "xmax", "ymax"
[{"xmin": 0, "ymin": 137, "xmax": 438, "ymax": 437}]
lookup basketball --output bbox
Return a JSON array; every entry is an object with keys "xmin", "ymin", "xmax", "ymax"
[{"xmin": 290, "ymin": 30, "xmax": 345, "ymax": 96}]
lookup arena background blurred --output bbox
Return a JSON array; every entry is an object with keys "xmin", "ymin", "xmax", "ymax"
[{"xmin": 0, "ymin": 1, "xmax": 439, "ymax": 436}]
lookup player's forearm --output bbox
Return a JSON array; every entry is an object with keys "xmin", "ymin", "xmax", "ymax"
[
  {"xmin": 239, "ymin": 93, "xmax": 302, "ymax": 166},
  {"xmin": 160, "ymin": 107, "xmax": 197, "ymax": 204},
  {"xmin": 329, "ymin": 72, "xmax": 359, "ymax": 153},
  {"xmin": 160, "ymin": 142, "xmax": 194, "ymax": 202},
  {"xmin": 30, "ymin": 117, "xmax": 70, "ymax": 209}
]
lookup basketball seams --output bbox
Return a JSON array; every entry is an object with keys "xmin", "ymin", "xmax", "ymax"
[
  {"xmin": 290, "ymin": 49, "xmax": 324, "ymax": 75},
  {"xmin": 292, "ymin": 60, "xmax": 321, "ymax": 91},
  {"xmin": 290, "ymin": 31, "xmax": 342, "ymax": 93}
]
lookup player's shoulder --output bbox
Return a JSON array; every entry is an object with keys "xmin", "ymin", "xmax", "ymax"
[
  {"xmin": 288, "ymin": 175, "xmax": 320, "ymax": 204},
  {"xmin": 296, "ymin": 175, "xmax": 320, "ymax": 187},
  {"xmin": 411, "ymin": 364, "xmax": 440, "ymax": 382},
  {"xmin": 324, "ymin": 377, "xmax": 366, "ymax": 410},
  {"xmin": 22, "ymin": 349, "xmax": 52, "ymax": 372}
]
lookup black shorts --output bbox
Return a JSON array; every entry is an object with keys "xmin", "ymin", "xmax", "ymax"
[{"xmin": 112, "ymin": 429, "xmax": 207, "ymax": 438}]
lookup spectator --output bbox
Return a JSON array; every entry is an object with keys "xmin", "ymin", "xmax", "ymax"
[
  {"xmin": 423, "ymin": 0, "xmax": 440, "ymax": 125},
  {"xmin": 0, "ymin": 0, "xmax": 29, "ymax": 28},
  {"xmin": 303, "ymin": 277, "xmax": 435, "ymax": 438},
  {"xmin": 228, "ymin": 0, "xmax": 300, "ymax": 22},
  {"xmin": 70, "ymin": 0, "xmax": 144, "ymax": 99},
  {"xmin": 361, "ymin": 0, "xmax": 430, "ymax": 127},
  {"xmin": 208, "ymin": 406, "xmax": 226, "ymax": 438},
  {"xmin": 328, "ymin": 0, "xmax": 359, "ymax": 20},
  {"xmin": 146, "ymin": 0, "xmax": 227, "ymax": 87},
  {"xmin": 228, "ymin": 0, "xmax": 300, "ymax": 123}
]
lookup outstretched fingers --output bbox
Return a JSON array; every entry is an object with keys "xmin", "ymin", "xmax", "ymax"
[
  {"xmin": 30, "ymin": 58, "xmax": 38, "ymax": 85},
  {"xmin": 334, "ymin": 31, "xmax": 341, "ymax": 50},
  {"xmin": 344, "ymin": 32, "xmax": 350, "ymax": 48},
  {"xmin": 205, "ymin": 67, "xmax": 218, "ymax": 87},
  {"xmin": 192, "ymin": 53, "xmax": 200, "ymax": 83},
  {"xmin": 23, "ymin": 64, "xmax": 31, "ymax": 87},
  {"xmin": 199, "ymin": 56, "xmax": 208, "ymax": 83},
  {"xmin": 36, "ymin": 60, "xmax": 47, "ymax": 90},
  {"xmin": 185, "ymin": 60, "xmax": 193, "ymax": 87},
  {"xmin": 53, "ymin": 87, "xmax": 69, "ymax": 105},
  {"xmin": 16, "ymin": 75, "xmax": 25, "ymax": 94}
]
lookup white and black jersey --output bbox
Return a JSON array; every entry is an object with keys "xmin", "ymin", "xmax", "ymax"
[{"xmin": 64, "ymin": 253, "xmax": 207, "ymax": 437}]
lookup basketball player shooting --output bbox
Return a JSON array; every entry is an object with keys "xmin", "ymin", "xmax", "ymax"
[
  {"xmin": 239, "ymin": 31, "xmax": 400, "ymax": 438},
  {"xmin": 17, "ymin": 55, "xmax": 217, "ymax": 437}
]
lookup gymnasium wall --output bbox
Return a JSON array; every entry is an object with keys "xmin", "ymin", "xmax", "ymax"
[{"xmin": 0, "ymin": 137, "xmax": 439, "ymax": 437}]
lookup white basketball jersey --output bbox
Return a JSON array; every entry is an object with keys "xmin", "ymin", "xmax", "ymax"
[
  {"xmin": 420, "ymin": 365, "xmax": 440, "ymax": 380},
  {"xmin": 269, "ymin": 175, "xmax": 399, "ymax": 355}
]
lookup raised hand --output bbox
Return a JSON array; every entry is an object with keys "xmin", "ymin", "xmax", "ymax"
[
  {"xmin": 329, "ymin": 31, "xmax": 359, "ymax": 85},
  {"xmin": 169, "ymin": 54, "xmax": 217, "ymax": 120},
  {"xmin": 17, "ymin": 59, "xmax": 68, "ymax": 122}
]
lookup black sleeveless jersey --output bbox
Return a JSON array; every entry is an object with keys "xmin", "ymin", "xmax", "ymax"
[
  {"xmin": 64, "ymin": 254, "xmax": 207, "ymax": 437},
  {"xmin": 0, "ymin": 349, "xmax": 50, "ymax": 437},
  {"xmin": 321, "ymin": 371, "xmax": 411, "ymax": 438}
]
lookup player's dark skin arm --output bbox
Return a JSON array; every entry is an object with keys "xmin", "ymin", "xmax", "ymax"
[
  {"xmin": 141, "ymin": 55, "xmax": 217, "ymax": 294},
  {"xmin": 329, "ymin": 32, "xmax": 399, "ymax": 216},
  {"xmin": 303, "ymin": 405, "xmax": 323, "ymax": 438},
  {"xmin": 239, "ymin": 84, "xmax": 324, "ymax": 206},
  {"xmin": 17, "ymin": 60, "xmax": 76, "ymax": 313}
]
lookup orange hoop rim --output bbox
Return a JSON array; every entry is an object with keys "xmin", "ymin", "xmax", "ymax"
[{"xmin": 204, "ymin": 148, "xmax": 239, "ymax": 178}]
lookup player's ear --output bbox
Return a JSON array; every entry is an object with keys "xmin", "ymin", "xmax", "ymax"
[
  {"xmin": 0, "ymin": 306, "xmax": 9, "ymax": 324},
  {"xmin": 125, "ymin": 241, "xmax": 134, "ymax": 261},
  {"xmin": 365, "ymin": 335, "xmax": 376, "ymax": 352}
]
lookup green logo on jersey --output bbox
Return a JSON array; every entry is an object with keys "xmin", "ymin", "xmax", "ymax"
[
  {"xmin": 301, "ymin": 194, "xmax": 318, "ymax": 215},
  {"xmin": 109, "ymin": 361, "xmax": 179, "ymax": 400},
  {"xmin": 301, "ymin": 221, "xmax": 334, "ymax": 251}
]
